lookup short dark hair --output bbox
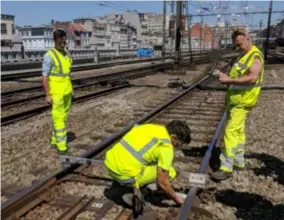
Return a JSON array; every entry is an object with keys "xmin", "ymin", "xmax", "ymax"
[
  {"xmin": 231, "ymin": 28, "xmax": 247, "ymax": 40},
  {"xmin": 53, "ymin": 29, "xmax": 66, "ymax": 41},
  {"xmin": 166, "ymin": 120, "xmax": 191, "ymax": 143}
]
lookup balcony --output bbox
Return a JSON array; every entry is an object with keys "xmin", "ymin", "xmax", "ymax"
[
  {"xmin": 111, "ymin": 27, "xmax": 120, "ymax": 32},
  {"xmin": 90, "ymin": 38, "xmax": 106, "ymax": 44},
  {"xmin": 93, "ymin": 31, "xmax": 107, "ymax": 36},
  {"xmin": 111, "ymin": 37, "xmax": 120, "ymax": 43}
]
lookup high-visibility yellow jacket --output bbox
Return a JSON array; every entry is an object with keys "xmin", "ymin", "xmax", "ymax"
[
  {"xmin": 226, "ymin": 45, "xmax": 264, "ymax": 108},
  {"xmin": 47, "ymin": 48, "xmax": 73, "ymax": 95},
  {"xmin": 104, "ymin": 124, "xmax": 174, "ymax": 178}
]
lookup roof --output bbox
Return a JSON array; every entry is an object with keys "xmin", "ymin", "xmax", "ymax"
[
  {"xmin": 68, "ymin": 23, "xmax": 87, "ymax": 32},
  {"xmin": 53, "ymin": 22, "xmax": 88, "ymax": 35}
]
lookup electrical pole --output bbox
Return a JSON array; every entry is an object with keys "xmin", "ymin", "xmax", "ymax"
[
  {"xmin": 264, "ymin": 0, "xmax": 273, "ymax": 60},
  {"xmin": 162, "ymin": 0, "xmax": 167, "ymax": 60},
  {"xmin": 200, "ymin": 16, "xmax": 203, "ymax": 52},
  {"xmin": 169, "ymin": 1, "xmax": 175, "ymax": 56},
  {"xmin": 175, "ymin": 0, "xmax": 183, "ymax": 67},
  {"xmin": 187, "ymin": 14, "xmax": 192, "ymax": 62}
]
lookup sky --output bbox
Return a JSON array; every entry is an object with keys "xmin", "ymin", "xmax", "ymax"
[{"xmin": 1, "ymin": 1, "xmax": 284, "ymax": 29}]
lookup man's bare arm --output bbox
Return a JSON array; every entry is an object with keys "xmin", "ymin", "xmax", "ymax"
[
  {"xmin": 42, "ymin": 76, "xmax": 49, "ymax": 95},
  {"xmin": 218, "ymin": 57, "xmax": 262, "ymax": 85},
  {"xmin": 157, "ymin": 168, "xmax": 182, "ymax": 204}
]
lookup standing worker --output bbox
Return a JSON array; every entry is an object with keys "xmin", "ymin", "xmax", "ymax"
[
  {"xmin": 42, "ymin": 29, "xmax": 73, "ymax": 153},
  {"xmin": 211, "ymin": 28, "xmax": 264, "ymax": 181},
  {"xmin": 104, "ymin": 120, "xmax": 191, "ymax": 205}
]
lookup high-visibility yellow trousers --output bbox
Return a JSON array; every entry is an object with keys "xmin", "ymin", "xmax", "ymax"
[
  {"xmin": 50, "ymin": 93, "xmax": 72, "ymax": 151},
  {"xmin": 107, "ymin": 165, "xmax": 176, "ymax": 188},
  {"xmin": 220, "ymin": 106, "xmax": 250, "ymax": 172}
]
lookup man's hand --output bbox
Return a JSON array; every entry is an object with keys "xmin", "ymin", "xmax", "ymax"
[
  {"xmin": 175, "ymin": 194, "xmax": 185, "ymax": 205},
  {"xmin": 45, "ymin": 95, "xmax": 52, "ymax": 104},
  {"xmin": 218, "ymin": 72, "xmax": 230, "ymax": 84}
]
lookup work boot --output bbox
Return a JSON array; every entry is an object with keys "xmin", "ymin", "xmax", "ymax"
[
  {"xmin": 146, "ymin": 183, "xmax": 158, "ymax": 191},
  {"xmin": 122, "ymin": 193, "xmax": 134, "ymax": 206},
  {"xmin": 211, "ymin": 170, "xmax": 233, "ymax": 181}
]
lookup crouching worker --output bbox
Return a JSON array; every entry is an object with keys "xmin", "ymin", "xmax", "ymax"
[{"xmin": 104, "ymin": 120, "xmax": 191, "ymax": 206}]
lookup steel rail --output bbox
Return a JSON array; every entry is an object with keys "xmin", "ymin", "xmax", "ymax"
[
  {"xmin": 178, "ymin": 111, "xmax": 227, "ymax": 220},
  {"xmin": 1, "ymin": 62, "xmax": 217, "ymax": 219},
  {"xmin": 1, "ymin": 61, "xmax": 173, "ymax": 96},
  {"xmin": 1, "ymin": 62, "xmax": 173, "ymax": 107},
  {"xmin": 1, "ymin": 54, "xmax": 217, "ymax": 126},
  {"xmin": 1, "ymin": 61, "xmax": 178, "ymax": 126},
  {"xmin": 1, "ymin": 84, "xmax": 130, "ymax": 126},
  {"xmin": 1, "ymin": 52, "xmax": 211, "ymax": 81},
  {"xmin": 1, "ymin": 51, "xmax": 229, "ymax": 97}
]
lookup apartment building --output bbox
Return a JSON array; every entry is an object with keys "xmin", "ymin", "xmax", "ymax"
[
  {"xmin": 20, "ymin": 21, "xmax": 91, "ymax": 50},
  {"xmin": 20, "ymin": 25, "xmax": 54, "ymax": 50},
  {"xmin": 53, "ymin": 21, "xmax": 91, "ymax": 49},
  {"xmin": 73, "ymin": 13, "xmax": 138, "ymax": 50},
  {"xmin": 1, "ymin": 14, "xmax": 15, "ymax": 47}
]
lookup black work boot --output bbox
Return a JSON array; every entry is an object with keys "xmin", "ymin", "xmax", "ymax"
[{"xmin": 211, "ymin": 170, "xmax": 233, "ymax": 181}]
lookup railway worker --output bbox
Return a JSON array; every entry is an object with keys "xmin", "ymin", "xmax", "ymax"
[
  {"xmin": 211, "ymin": 28, "xmax": 264, "ymax": 181},
  {"xmin": 42, "ymin": 29, "xmax": 73, "ymax": 153},
  {"xmin": 104, "ymin": 120, "xmax": 191, "ymax": 205}
]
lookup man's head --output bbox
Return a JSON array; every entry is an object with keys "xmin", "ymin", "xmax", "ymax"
[
  {"xmin": 231, "ymin": 28, "xmax": 252, "ymax": 52},
  {"xmin": 53, "ymin": 29, "xmax": 67, "ymax": 51},
  {"xmin": 166, "ymin": 120, "xmax": 191, "ymax": 149}
]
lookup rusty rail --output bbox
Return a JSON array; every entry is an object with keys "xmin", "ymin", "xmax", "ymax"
[{"xmin": 1, "ymin": 59, "xmax": 230, "ymax": 219}]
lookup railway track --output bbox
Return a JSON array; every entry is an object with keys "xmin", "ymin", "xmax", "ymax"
[
  {"xmin": 1, "ymin": 58, "xmax": 231, "ymax": 220},
  {"xmin": 1, "ymin": 52, "xmax": 230, "ymax": 127},
  {"xmin": 1, "ymin": 61, "xmax": 173, "ymax": 126},
  {"xmin": 0, "ymin": 51, "xmax": 213, "ymax": 81},
  {"xmin": 1, "ymin": 53, "xmax": 220, "ymax": 98}
]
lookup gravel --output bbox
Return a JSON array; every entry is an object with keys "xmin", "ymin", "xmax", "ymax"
[
  {"xmin": 1, "ymin": 63, "xmax": 210, "ymax": 201},
  {"xmin": 200, "ymin": 90, "xmax": 284, "ymax": 220}
]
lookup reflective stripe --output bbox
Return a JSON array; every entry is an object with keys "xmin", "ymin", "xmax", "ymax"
[
  {"xmin": 236, "ymin": 51, "xmax": 264, "ymax": 77},
  {"xmin": 49, "ymin": 72, "xmax": 68, "ymax": 77},
  {"xmin": 120, "ymin": 137, "xmax": 171, "ymax": 165},
  {"xmin": 237, "ymin": 144, "xmax": 245, "ymax": 149},
  {"xmin": 120, "ymin": 139, "xmax": 147, "ymax": 164},
  {"xmin": 229, "ymin": 82, "xmax": 262, "ymax": 90},
  {"xmin": 235, "ymin": 62, "xmax": 247, "ymax": 71},
  {"xmin": 220, "ymin": 153, "xmax": 233, "ymax": 169},
  {"xmin": 138, "ymin": 138, "xmax": 159, "ymax": 155},
  {"xmin": 108, "ymin": 166, "xmax": 145, "ymax": 185},
  {"xmin": 57, "ymin": 135, "xmax": 66, "ymax": 143},
  {"xmin": 119, "ymin": 178, "xmax": 135, "ymax": 184},
  {"xmin": 48, "ymin": 49, "xmax": 70, "ymax": 77},
  {"xmin": 49, "ymin": 49, "xmax": 63, "ymax": 73},
  {"xmin": 220, "ymin": 152, "xmax": 233, "ymax": 170},
  {"xmin": 55, "ymin": 127, "xmax": 66, "ymax": 133}
]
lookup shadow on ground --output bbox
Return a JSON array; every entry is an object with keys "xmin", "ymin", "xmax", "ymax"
[
  {"xmin": 215, "ymin": 189, "xmax": 284, "ymax": 220},
  {"xmin": 182, "ymin": 145, "xmax": 221, "ymax": 172},
  {"xmin": 67, "ymin": 131, "xmax": 76, "ymax": 143},
  {"xmin": 246, "ymin": 152, "xmax": 284, "ymax": 185},
  {"xmin": 104, "ymin": 182, "xmax": 182, "ymax": 209}
]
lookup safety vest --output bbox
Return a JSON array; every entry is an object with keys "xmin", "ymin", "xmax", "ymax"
[
  {"xmin": 47, "ymin": 48, "xmax": 73, "ymax": 95},
  {"xmin": 104, "ymin": 124, "xmax": 173, "ymax": 178},
  {"xmin": 226, "ymin": 45, "xmax": 264, "ymax": 108}
]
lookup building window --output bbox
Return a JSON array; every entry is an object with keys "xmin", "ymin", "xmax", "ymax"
[
  {"xmin": 1, "ymin": 23, "xmax": 7, "ymax": 34},
  {"xmin": 12, "ymin": 24, "xmax": 15, "ymax": 34}
]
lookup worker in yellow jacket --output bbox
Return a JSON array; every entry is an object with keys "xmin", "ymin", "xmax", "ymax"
[
  {"xmin": 42, "ymin": 29, "xmax": 73, "ymax": 153},
  {"xmin": 104, "ymin": 120, "xmax": 191, "ymax": 205},
  {"xmin": 211, "ymin": 28, "xmax": 264, "ymax": 181}
]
